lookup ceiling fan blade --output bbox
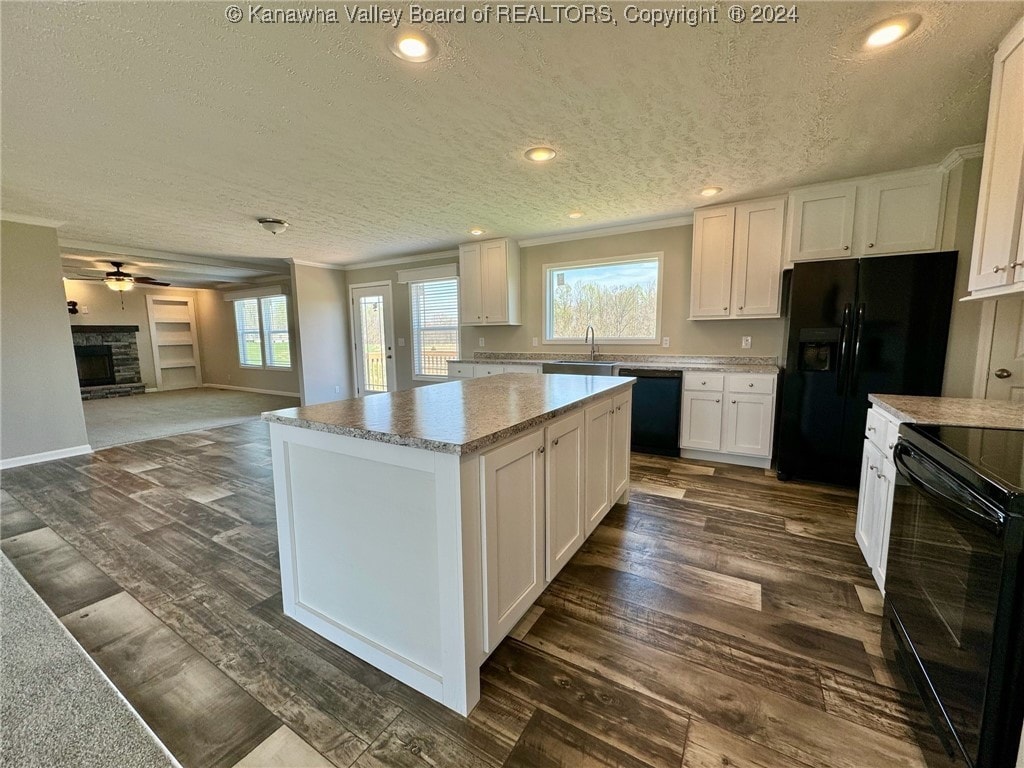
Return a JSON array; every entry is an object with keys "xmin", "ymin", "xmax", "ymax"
[
  {"xmin": 134, "ymin": 277, "xmax": 171, "ymax": 286},
  {"xmin": 67, "ymin": 275, "xmax": 105, "ymax": 281}
]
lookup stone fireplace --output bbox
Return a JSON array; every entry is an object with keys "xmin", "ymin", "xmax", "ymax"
[{"xmin": 70, "ymin": 325, "xmax": 146, "ymax": 399}]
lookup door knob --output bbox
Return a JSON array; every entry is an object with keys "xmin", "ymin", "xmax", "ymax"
[
  {"xmin": 994, "ymin": 368, "xmax": 1012, "ymax": 379},
  {"xmin": 386, "ymin": 355, "xmax": 393, "ymax": 359}
]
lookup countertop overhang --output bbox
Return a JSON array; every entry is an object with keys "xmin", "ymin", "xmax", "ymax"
[
  {"xmin": 263, "ymin": 373, "xmax": 635, "ymax": 455},
  {"xmin": 869, "ymin": 394, "xmax": 1024, "ymax": 430}
]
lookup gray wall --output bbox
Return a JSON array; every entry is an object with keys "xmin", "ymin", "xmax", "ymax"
[
  {"xmin": 1, "ymin": 221, "xmax": 89, "ymax": 461},
  {"xmin": 64, "ymin": 280, "xmax": 199, "ymax": 390},
  {"xmin": 472, "ymin": 226, "xmax": 786, "ymax": 359},
  {"xmin": 343, "ymin": 256, "xmax": 459, "ymax": 391},
  {"xmin": 195, "ymin": 285, "xmax": 301, "ymax": 395},
  {"xmin": 291, "ymin": 263, "xmax": 353, "ymax": 404}
]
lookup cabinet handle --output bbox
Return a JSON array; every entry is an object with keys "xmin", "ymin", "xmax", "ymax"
[
  {"xmin": 715, "ymin": 399, "xmax": 721, "ymax": 403},
  {"xmin": 748, "ymin": 382, "xmax": 754, "ymax": 388},
  {"xmin": 539, "ymin": 446, "xmax": 545, "ymax": 454},
  {"xmin": 731, "ymin": 399, "xmax": 736, "ymax": 404},
  {"xmin": 869, "ymin": 464, "xmax": 877, "ymax": 472},
  {"xmin": 842, "ymin": 245, "xmax": 850, "ymax": 251},
  {"xmin": 867, "ymin": 426, "xmax": 876, "ymax": 432},
  {"xmin": 723, "ymin": 306, "xmax": 728, "ymax": 311},
  {"xmin": 553, "ymin": 438, "xmax": 559, "ymax": 446},
  {"xmin": 993, "ymin": 265, "xmax": 1006, "ymax": 273},
  {"xmin": 867, "ymin": 243, "xmax": 874, "ymax": 248}
]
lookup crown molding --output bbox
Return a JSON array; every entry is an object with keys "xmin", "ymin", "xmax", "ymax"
[
  {"xmin": 59, "ymin": 239, "xmax": 286, "ymax": 275},
  {"xmin": 339, "ymin": 249, "xmax": 460, "ymax": 271},
  {"xmin": 288, "ymin": 258, "xmax": 347, "ymax": 271},
  {"xmin": 939, "ymin": 143, "xmax": 986, "ymax": 172},
  {"xmin": 1, "ymin": 212, "xmax": 66, "ymax": 228},
  {"xmin": 517, "ymin": 215, "xmax": 694, "ymax": 248}
]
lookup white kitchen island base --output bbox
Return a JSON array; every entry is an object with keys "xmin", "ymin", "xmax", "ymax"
[{"xmin": 266, "ymin": 374, "xmax": 633, "ymax": 716}]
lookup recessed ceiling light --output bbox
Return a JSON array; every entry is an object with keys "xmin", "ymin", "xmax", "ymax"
[
  {"xmin": 524, "ymin": 146, "xmax": 557, "ymax": 163},
  {"xmin": 700, "ymin": 186, "xmax": 722, "ymax": 197},
  {"xmin": 568, "ymin": 211, "xmax": 584, "ymax": 219},
  {"xmin": 390, "ymin": 30, "xmax": 436, "ymax": 62},
  {"xmin": 469, "ymin": 228, "xmax": 485, "ymax": 236},
  {"xmin": 864, "ymin": 15, "xmax": 920, "ymax": 49},
  {"xmin": 258, "ymin": 217, "xmax": 289, "ymax": 234}
]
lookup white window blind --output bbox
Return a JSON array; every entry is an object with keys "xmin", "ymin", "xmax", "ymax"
[
  {"xmin": 410, "ymin": 278, "xmax": 459, "ymax": 379},
  {"xmin": 233, "ymin": 295, "xmax": 292, "ymax": 369}
]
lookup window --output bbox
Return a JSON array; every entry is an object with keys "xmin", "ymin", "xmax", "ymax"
[
  {"xmin": 544, "ymin": 253, "xmax": 663, "ymax": 343},
  {"xmin": 410, "ymin": 278, "xmax": 460, "ymax": 379},
  {"xmin": 233, "ymin": 295, "xmax": 292, "ymax": 369}
]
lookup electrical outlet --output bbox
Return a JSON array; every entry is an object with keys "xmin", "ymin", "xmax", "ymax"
[
  {"xmin": 81, "ymin": 306, "xmax": 89, "ymax": 314},
  {"xmin": 532, "ymin": 337, "xmax": 538, "ymax": 347},
  {"xmin": 478, "ymin": 337, "xmax": 485, "ymax": 347},
  {"xmin": 397, "ymin": 338, "xmax": 405, "ymax": 347},
  {"xmin": 741, "ymin": 336, "xmax": 752, "ymax": 349},
  {"xmin": 335, "ymin": 385, "xmax": 341, "ymax": 394},
  {"xmin": 662, "ymin": 337, "xmax": 670, "ymax": 348}
]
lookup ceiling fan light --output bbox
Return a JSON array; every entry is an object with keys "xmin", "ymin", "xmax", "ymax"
[{"xmin": 105, "ymin": 277, "xmax": 135, "ymax": 291}]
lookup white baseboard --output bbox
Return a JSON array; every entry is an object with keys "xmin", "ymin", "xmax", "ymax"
[
  {"xmin": 679, "ymin": 448, "xmax": 772, "ymax": 469},
  {"xmin": 1, "ymin": 444, "xmax": 93, "ymax": 470},
  {"xmin": 203, "ymin": 383, "xmax": 300, "ymax": 398}
]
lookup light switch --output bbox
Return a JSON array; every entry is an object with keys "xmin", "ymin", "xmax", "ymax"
[
  {"xmin": 478, "ymin": 337, "xmax": 485, "ymax": 347},
  {"xmin": 81, "ymin": 306, "xmax": 89, "ymax": 314},
  {"xmin": 397, "ymin": 338, "xmax": 405, "ymax": 347},
  {"xmin": 662, "ymin": 337, "xmax": 670, "ymax": 347},
  {"xmin": 741, "ymin": 336, "xmax": 752, "ymax": 349},
  {"xmin": 532, "ymin": 337, "xmax": 538, "ymax": 347}
]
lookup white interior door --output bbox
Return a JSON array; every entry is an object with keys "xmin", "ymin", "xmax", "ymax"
[
  {"xmin": 351, "ymin": 283, "xmax": 397, "ymax": 396},
  {"xmin": 986, "ymin": 297, "xmax": 1024, "ymax": 402}
]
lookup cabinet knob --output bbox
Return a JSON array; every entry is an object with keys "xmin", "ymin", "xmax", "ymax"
[
  {"xmin": 738, "ymin": 306, "xmax": 743, "ymax": 310},
  {"xmin": 867, "ymin": 426, "xmax": 876, "ymax": 432},
  {"xmin": 701, "ymin": 380, "xmax": 707, "ymax": 385},
  {"xmin": 869, "ymin": 464, "xmax": 877, "ymax": 472},
  {"xmin": 843, "ymin": 245, "xmax": 850, "ymax": 251},
  {"xmin": 993, "ymin": 265, "xmax": 1006, "ymax": 273},
  {"xmin": 888, "ymin": 442, "xmax": 895, "ymax": 449},
  {"xmin": 1010, "ymin": 261, "xmax": 1023, "ymax": 268},
  {"xmin": 723, "ymin": 306, "xmax": 728, "ymax": 311},
  {"xmin": 867, "ymin": 243, "xmax": 874, "ymax": 248},
  {"xmin": 876, "ymin": 472, "xmax": 883, "ymax": 480},
  {"xmin": 715, "ymin": 398, "xmax": 721, "ymax": 403},
  {"xmin": 539, "ymin": 446, "xmax": 545, "ymax": 454},
  {"xmin": 748, "ymin": 382, "xmax": 754, "ymax": 388},
  {"xmin": 731, "ymin": 399, "xmax": 737, "ymax": 404},
  {"xmin": 553, "ymin": 438, "xmax": 559, "ymax": 446}
]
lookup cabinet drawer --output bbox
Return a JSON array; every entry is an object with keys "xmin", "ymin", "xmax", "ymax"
[
  {"xmin": 884, "ymin": 419, "xmax": 901, "ymax": 463},
  {"xmin": 727, "ymin": 374, "xmax": 775, "ymax": 394},
  {"xmin": 502, "ymin": 364, "xmax": 541, "ymax": 374},
  {"xmin": 683, "ymin": 372, "xmax": 724, "ymax": 391},
  {"xmin": 474, "ymin": 365, "xmax": 505, "ymax": 377},
  {"xmin": 448, "ymin": 363, "xmax": 474, "ymax": 379},
  {"xmin": 864, "ymin": 407, "xmax": 889, "ymax": 452}
]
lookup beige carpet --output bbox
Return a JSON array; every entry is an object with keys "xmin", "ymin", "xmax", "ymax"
[{"xmin": 83, "ymin": 388, "xmax": 300, "ymax": 449}]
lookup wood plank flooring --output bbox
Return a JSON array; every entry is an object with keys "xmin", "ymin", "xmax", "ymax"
[{"xmin": 0, "ymin": 420, "xmax": 933, "ymax": 767}]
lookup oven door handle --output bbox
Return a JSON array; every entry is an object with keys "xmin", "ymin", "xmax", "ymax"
[{"xmin": 893, "ymin": 441, "xmax": 1006, "ymax": 536}]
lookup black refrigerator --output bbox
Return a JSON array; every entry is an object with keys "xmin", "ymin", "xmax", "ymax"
[{"xmin": 776, "ymin": 252, "xmax": 957, "ymax": 486}]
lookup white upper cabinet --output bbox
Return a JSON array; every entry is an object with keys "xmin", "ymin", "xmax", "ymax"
[
  {"xmin": 860, "ymin": 170, "xmax": 945, "ymax": 256},
  {"xmin": 459, "ymin": 238, "xmax": 521, "ymax": 326},
  {"xmin": 690, "ymin": 206, "xmax": 735, "ymax": 318},
  {"xmin": 787, "ymin": 183, "xmax": 857, "ymax": 262},
  {"xmin": 968, "ymin": 17, "xmax": 1024, "ymax": 297},
  {"xmin": 691, "ymin": 196, "xmax": 785, "ymax": 320}
]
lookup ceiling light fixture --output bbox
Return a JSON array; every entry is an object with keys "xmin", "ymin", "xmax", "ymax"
[
  {"xmin": 524, "ymin": 146, "xmax": 557, "ymax": 163},
  {"xmin": 864, "ymin": 15, "xmax": 920, "ymax": 49},
  {"xmin": 104, "ymin": 276, "xmax": 135, "ymax": 292},
  {"xmin": 700, "ymin": 186, "xmax": 723, "ymax": 197},
  {"xmin": 469, "ymin": 228, "xmax": 485, "ymax": 236},
  {"xmin": 258, "ymin": 217, "xmax": 289, "ymax": 235},
  {"xmin": 568, "ymin": 211, "xmax": 584, "ymax": 219},
  {"xmin": 390, "ymin": 30, "xmax": 437, "ymax": 62}
]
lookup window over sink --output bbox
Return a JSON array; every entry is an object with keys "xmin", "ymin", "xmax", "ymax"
[{"xmin": 544, "ymin": 253, "xmax": 663, "ymax": 344}]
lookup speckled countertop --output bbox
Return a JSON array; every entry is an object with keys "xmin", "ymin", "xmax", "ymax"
[
  {"xmin": 263, "ymin": 373, "xmax": 634, "ymax": 455},
  {"xmin": 455, "ymin": 353, "xmax": 779, "ymax": 375},
  {"xmin": 869, "ymin": 395, "xmax": 1024, "ymax": 429}
]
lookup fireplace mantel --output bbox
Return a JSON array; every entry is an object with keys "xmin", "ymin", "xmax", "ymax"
[{"xmin": 70, "ymin": 325, "xmax": 140, "ymax": 335}]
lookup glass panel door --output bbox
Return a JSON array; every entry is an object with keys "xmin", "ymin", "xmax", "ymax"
[{"xmin": 351, "ymin": 284, "xmax": 396, "ymax": 395}]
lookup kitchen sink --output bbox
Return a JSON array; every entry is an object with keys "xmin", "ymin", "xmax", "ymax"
[{"xmin": 541, "ymin": 360, "xmax": 621, "ymax": 375}]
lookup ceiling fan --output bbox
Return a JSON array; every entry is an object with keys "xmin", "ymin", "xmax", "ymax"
[{"xmin": 70, "ymin": 261, "xmax": 172, "ymax": 292}]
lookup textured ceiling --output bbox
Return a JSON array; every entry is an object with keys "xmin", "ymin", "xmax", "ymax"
[{"xmin": 1, "ymin": 2, "xmax": 1020, "ymax": 266}]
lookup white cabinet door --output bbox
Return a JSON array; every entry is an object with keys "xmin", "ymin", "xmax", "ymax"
[
  {"xmin": 545, "ymin": 410, "xmax": 585, "ymax": 581},
  {"xmin": 874, "ymin": 459, "xmax": 897, "ymax": 593},
  {"xmin": 732, "ymin": 198, "xmax": 785, "ymax": 317},
  {"xmin": 481, "ymin": 429, "xmax": 545, "ymax": 651},
  {"xmin": 691, "ymin": 206, "xmax": 735, "ymax": 318},
  {"xmin": 611, "ymin": 392, "xmax": 632, "ymax": 501},
  {"xmin": 459, "ymin": 244, "xmax": 484, "ymax": 325},
  {"xmin": 584, "ymin": 398, "xmax": 613, "ymax": 536},
  {"xmin": 969, "ymin": 18, "xmax": 1024, "ymax": 293},
  {"xmin": 788, "ymin": 184, "xmax": 857, "ymax": 262},
  {"xmin": 680, "ymin": 391, "xmax": 723, "ymax": 451},
  {"xmin": 860, "ymin": 170, "xmax": 944, "ymax": 256},
  {"xmin": 855, "ymin": 441, "xmax": 883, "ymax": 568},
  {"xmin": 473, "ymin": 365, "xmax": 504, "ymax": 377},
  {"xmin": 723, "ymin": 393, "xmax": 773, "ymax": 457},
  {"xmin": 481, "ymin": 240, "xmax": 509, "ymax": 324}
]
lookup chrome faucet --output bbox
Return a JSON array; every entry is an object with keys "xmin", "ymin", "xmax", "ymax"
[{"xmin": 584, "ymin": 325, "xmax": 597, "ymax": 360}]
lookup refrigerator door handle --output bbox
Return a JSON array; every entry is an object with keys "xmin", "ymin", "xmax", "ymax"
[
  {"xmin": 836, "ymin": 303, "xmax": 852, "ymax": 395},
  {"xmin": 850, "ymin": 303, "xmax": 866, "ymax": 388}
]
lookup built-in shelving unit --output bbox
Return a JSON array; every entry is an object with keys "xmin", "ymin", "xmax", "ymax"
[{"xmin": 146, "ymin": 295, "xmax": 202, "ymax": 390}]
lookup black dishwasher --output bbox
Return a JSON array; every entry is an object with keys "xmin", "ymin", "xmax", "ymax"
[{"xmin": 618, "ymin": 368, "xmax": 682, "ymax": 456}]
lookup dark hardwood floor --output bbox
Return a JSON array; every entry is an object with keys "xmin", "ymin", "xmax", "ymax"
[{"xmin": 1, "ymin": 420, "xmax": 934, "ymax": 767}]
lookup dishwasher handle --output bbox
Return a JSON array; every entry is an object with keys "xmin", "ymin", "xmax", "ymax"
[{"xmin": 618, "ymin": 368, "xmax": 682, "ymax": 378}]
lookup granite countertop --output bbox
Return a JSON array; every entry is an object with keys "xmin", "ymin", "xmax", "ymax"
[
  {"xmin": 452, "ymin": 354, "xmax": 779, "ymax": 375},
  {"xmin": 869, "ymin": 395, "xmax": 1024, "ymax": 430},
  {"xmin": 263, "ymin": 373, "xmax": 634, "ymax": 455}
]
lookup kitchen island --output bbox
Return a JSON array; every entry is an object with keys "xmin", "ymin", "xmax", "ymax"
[{"xmin": 262, "ymin": 373, "xmax": 633, "ymax": 715}]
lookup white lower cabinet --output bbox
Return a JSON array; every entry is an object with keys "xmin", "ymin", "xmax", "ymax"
[
  {"xmin": 479, "ymin": 390, "xmax": 631, "ymax": 652},
  {"xmin": 447, "ymin": 362, "xmax": 542, "ymax": 380},
  {"xmin": 856, "ymin": 405, "xmax": 901, "ymax": 592},
  {"xmin": 680, "ymin": 373, "xmax": 776, "ymax": 464},
  {"xmin": 545, "ymin": 411, "xmax": 585, "ymax": 581}
]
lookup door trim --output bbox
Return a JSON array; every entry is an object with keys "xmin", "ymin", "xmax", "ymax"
[{"xmin": 349, "ymin": 281, "xmax": 398, "ymax": 395}]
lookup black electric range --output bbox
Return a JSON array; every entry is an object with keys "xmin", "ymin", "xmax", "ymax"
[{"xmin": 884, "ymin": 424, "xmax": 1024, "ymax": 768}]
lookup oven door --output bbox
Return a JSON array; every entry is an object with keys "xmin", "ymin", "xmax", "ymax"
[{"xmin": 886, "ymin": 440, "xmax": 1008, "ymax": 767}]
